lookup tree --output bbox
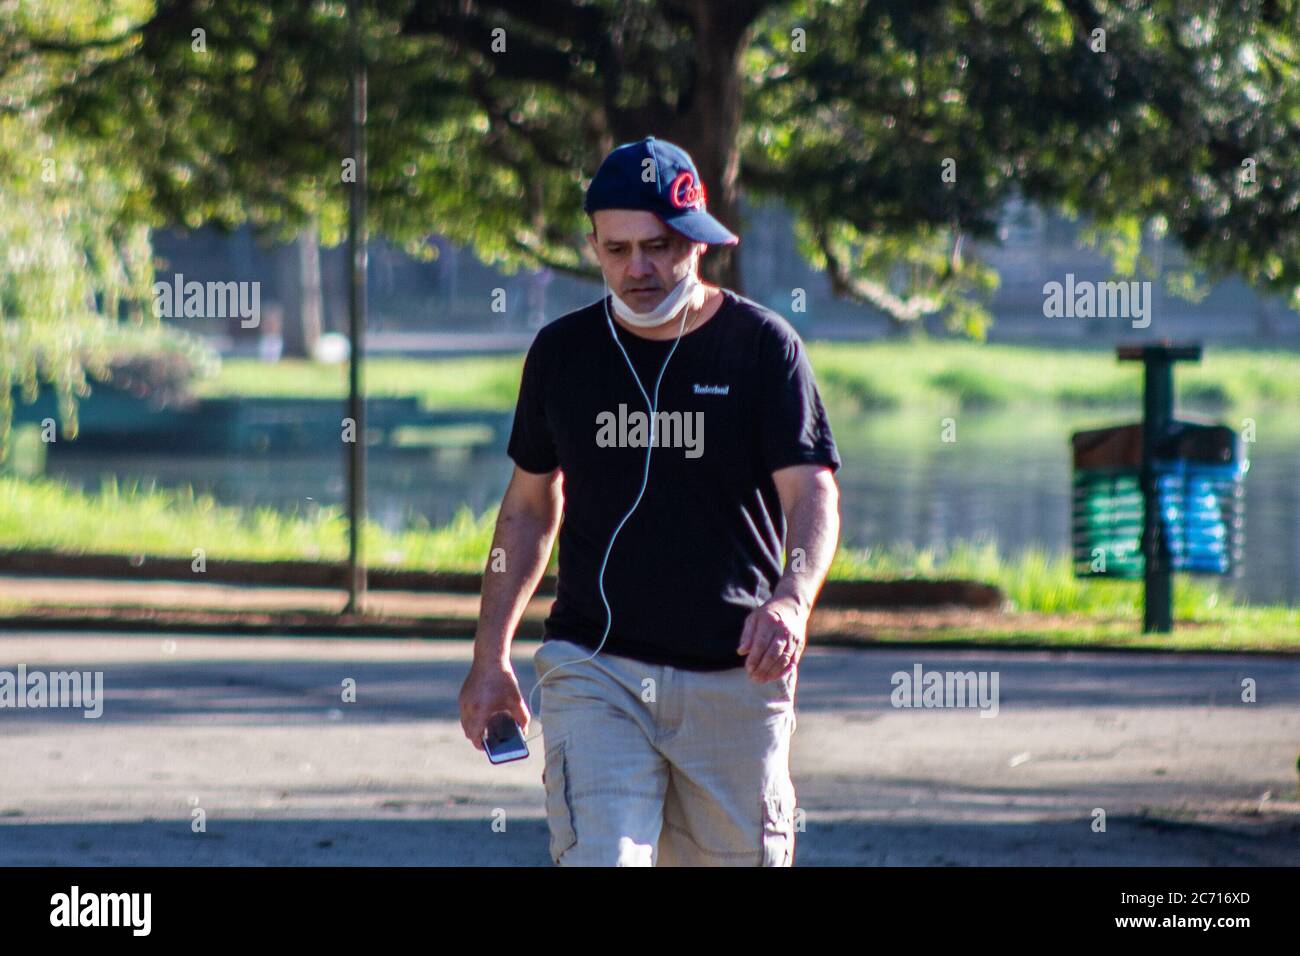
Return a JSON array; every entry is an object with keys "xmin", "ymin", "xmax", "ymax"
[
  {"xmin": 0, "ymin": 0, "xmax": 216, "ymax": 457},
  {"xmin": 11, "ymin": 0, "xmax": 1300, "ymax": 339},
  {"xmin": 745, "ymin": 0, "xmax": 1300, "ymax": 335}
]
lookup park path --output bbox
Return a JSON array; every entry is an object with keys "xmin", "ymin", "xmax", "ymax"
[{"xmin": 0, "ymin": 632, "xmax": 1295, "ymax": 865}]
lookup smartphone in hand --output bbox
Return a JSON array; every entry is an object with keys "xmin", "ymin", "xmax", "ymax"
[{"xmin": 483, "ymin": 712, "xmax": 529, "ymax": 764}]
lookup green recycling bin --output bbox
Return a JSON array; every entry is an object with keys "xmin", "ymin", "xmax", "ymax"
[{"xmin": 1072, "ymin": 424, "xmax": 1144, "ymax": 578}]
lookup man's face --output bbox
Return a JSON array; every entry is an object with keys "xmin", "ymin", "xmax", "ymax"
[{"xmin": 587, "ymin": 209, "xmax": 703, "ymax": 311}]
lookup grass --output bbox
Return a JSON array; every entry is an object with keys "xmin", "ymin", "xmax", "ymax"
[
  {"xmin": 190, "ymin": 343, "xmax": 1300, "ymax": 414},
  {"xmin": 828, "ymin": 538, "xmax": 1229, "ymax": 617},
  {"xmin": 819, "ymin": 609, "xmax": 1300, "ymax": 653},
  {"xmin": 1, "ymin": 474, "xmax": 1295, "ymax": 648},
  {"xmin": 191, "ymin": 356, "xmax": 524, "ymax": 410},
  {"xmin": 0, "ymin": 474, "xmax": 496, "ymax": 569},
  {"xmin": 804, "ymin": 341, "xmax": 1300, "ymax": 413},
  {"xmin": 5, "ymin": 470, "xmax": 1294, "ymax": 634}
]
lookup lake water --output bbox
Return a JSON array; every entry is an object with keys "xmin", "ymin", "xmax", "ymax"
[{"xmin": 32, "ymin": 406, "xmax": 1300, "ymax": 606}]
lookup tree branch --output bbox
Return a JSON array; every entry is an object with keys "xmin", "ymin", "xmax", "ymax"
[
  {"xmin": 506, "ymin": 233, "xmax": 599, "ymax": 283},
  {"xmin": 814, "ymin": 220, "xmax": 943, "ymax": 322}
]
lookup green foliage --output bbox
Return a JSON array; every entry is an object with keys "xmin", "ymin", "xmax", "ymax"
[
  {"xmin": 0, "ymin": 471, "xmax": 504, "ymax": 567},
  {"xmin": 746, "ymin": 0, "xmax": 1300, "ymax": 329},
  {"xmin": 7, "ymin": 0, "xmax": 1300, "ymax": 341},
  {"xmin": 807, "ymin": 341, "xmax": 1300, "ymax": 413},
  {"xmin": 925, "ymin": 368, "xmax": 1016, "ymax": 409},
  {"xmin": 193, "ymin": 344, "xmax": 1300, "ymax": 414},
  {"xmin": 11, "ymin": 0, "xmax": 582, "ymax": 264},
  {"xmin": 7, "ymin": 472, "xmax": 1294, "ymax": 640},
  {"xmin": 0, "ymin": 0, "xmax": 215, "ymax": 453},
  {"xmin": 792, "ymin": 218, "xmax": 1000, "ymax": 338},
  {"xmin": 191, "ymin": 355, "xmax": 523, "ymax": 408},
  {"xmin": 827, "ymin": 537, "xmax": 1235, "ymax": 618},
  {"xmin": 812, "ymin": 365, "xmax": 903, "ymax": 410}
]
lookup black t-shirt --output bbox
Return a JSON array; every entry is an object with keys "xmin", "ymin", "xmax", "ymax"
[{"xmin": 506, "ymin": 288, "xmax": 841, "ymax": 670}]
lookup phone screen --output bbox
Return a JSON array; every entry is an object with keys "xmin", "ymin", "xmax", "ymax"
[{"xmin": 483, "ymin": 712, "xmax": 529, "ymax": 764}]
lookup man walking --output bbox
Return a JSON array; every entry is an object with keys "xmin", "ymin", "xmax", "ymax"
[{"xmin": 459, "ymin": 136, "xmax": 841, "ymax": 866}]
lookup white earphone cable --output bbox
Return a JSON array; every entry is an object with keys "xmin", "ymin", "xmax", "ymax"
[{"xmin": 523, "ymin": 280, "xmax": 697, "ymax": 742}]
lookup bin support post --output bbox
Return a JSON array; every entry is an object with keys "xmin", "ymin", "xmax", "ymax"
[
  {"xmin": 1141, "ymin": 357, "xmax": 1173, "ymax": 633},
  {"xmin": 1118, "ymin": 343, "xmax": 1202, "ymax": 634}
]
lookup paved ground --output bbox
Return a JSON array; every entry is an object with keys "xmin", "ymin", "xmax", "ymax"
[{"xmin": 0, "ymin": 631, "xmax": 1296, "ymax": 866}]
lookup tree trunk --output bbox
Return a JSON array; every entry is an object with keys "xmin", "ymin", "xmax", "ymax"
[
  {"xmin": 694, "ymin": 1, "xmax": 747, "ymax": 292},
  {"xmin": 656, "ymin": 2, "xmax": 757, "ymax": 294},
  {"xmin": 281, "ymin": 224, "xmax": 323, "ymax": 358}
]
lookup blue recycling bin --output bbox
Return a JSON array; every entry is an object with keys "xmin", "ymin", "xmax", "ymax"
[{"xmin": 1152, "ymin": 460, "xmax": 1246, "ymax": 576}]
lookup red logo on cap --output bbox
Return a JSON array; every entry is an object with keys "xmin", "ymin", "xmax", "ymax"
[{"xmin": 669, "ymin": 171, "xmax": 706, "ymax": 209}]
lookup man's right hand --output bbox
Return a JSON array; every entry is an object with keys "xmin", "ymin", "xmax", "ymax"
[{"xmin": 459, "ymin": 659, "xmax": 532, "ymax": 752}]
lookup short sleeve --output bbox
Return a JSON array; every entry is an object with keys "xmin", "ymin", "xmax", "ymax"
[
  {"xmin": 759, "ymin": 325, "xmax": 841, "ymax": 475},
  {"xmin": 506, "ymin": 334, "xmax": 560, "ymax": 474}
]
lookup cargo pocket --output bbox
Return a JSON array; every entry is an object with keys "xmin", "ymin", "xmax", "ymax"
[
  {"xmin": 760, "ymin": 777, "xmax": 797, "ymax": 867},
  {"xmin": 542, "ymin": 735, "xmax": 577, "ymax": 864}
]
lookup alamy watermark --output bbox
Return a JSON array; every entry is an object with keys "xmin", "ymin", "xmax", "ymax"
[
  {"xmin": 890, "ymin": 664, "xmax": 999, "ymax": 717},
  {"xmin": 50, "ymin": 886, "xmax": 150, "ymax": 936},
  {"xmin": 595, "ymin": 404, "xmax": 704, "ymax": 459},
  {"xmin": 0, "ymin": 665, "xmax": 104, "ymax": 718},
  {"xmin": 1042, "ymin": 273, "xmax": 1151, "ymax": 328},
  {"xmin": 152, "ymin": 273, "xmax": 261, "ymax": 327}
]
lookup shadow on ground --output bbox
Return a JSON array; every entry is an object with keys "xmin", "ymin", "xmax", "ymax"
[
  {"xmin": 2, "ymin": 815, "xmax": 1296, "ymax": 866},
  {"xmin": 1, "ymin": 647, "xmax": 1295, "ymax": 726}
]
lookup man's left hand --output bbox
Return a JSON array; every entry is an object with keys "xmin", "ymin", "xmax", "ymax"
[{"xmin": 737, "ymin": 596, "xmax": 808, "ymax": 682}]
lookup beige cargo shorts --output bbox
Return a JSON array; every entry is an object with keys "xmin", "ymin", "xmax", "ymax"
[{"xmin": 531, "ymin": 637, "xmax": 799, "ymax": 867}]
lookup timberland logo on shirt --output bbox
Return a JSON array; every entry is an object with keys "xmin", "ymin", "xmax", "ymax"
[
  {"xmin": 692, "ymin": 383, "xmax": 729, "ymax": 395},
  {"xmin": 595, "ymin": 404, "xmax": 704, "ymax": 459}
]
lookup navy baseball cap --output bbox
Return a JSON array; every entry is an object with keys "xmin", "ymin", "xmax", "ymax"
[{"xmin": 584, "ymin": 136, "xmax": 739, "ymax": 246}]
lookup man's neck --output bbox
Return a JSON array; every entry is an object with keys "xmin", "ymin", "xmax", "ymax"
[{"xmin": 612, "ymin": 284, "xmax": 724, "ymax": 341}]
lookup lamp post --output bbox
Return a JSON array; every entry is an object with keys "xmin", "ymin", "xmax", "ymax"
[{"xmin": 344, "ymin": 0, "xmax": 368, "ymax": 614}]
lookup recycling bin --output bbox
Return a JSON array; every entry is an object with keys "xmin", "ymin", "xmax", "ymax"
[
  {"xmin": 1151, "ymin": 421, "xmax": 1246, "ymax": 575},
  {"xmin": 1072, "ymin": 420, "xmax": 1246, "ymax": 579},
  {"xmin": 1072, "ymin": 423, "xmax": 1144, "ymax": 578}
]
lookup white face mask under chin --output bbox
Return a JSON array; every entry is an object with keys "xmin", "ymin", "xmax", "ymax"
[{"xmin": 608, "ymin": 265, "xmax": 702, "ymax": 328}]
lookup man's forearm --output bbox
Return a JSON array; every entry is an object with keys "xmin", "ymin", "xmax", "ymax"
[
  {"xmin": 474, "ymin": 507, "xmax": 559, "ymax": 666},
  {"xmin": 771, "ymin": 482, "xmax": 840, "ymax": 615}
]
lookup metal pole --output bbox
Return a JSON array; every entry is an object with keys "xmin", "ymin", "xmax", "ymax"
[
  {"xmin": 344, "ymin": 0, "xmax": 367, "ymax": 614},
  {"xmin": 1119, "ymin": 343, "xmax": 1201, "ymax": 634},
  {"xmin": 1140, "ymin": 357, "xmax": 1173, "ymax": 633}
]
